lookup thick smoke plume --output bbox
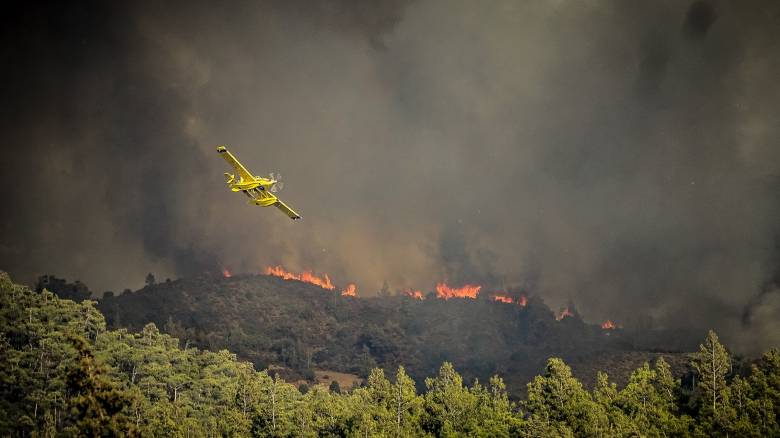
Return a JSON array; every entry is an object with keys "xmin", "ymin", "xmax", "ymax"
[{"xmin": 1, "ymin": 0, "xmax": 778, "ymax": 352}]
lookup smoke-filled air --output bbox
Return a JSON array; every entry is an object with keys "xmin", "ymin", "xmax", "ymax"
[{"xmin": 1, "ymin": 0, "xmax": 779, "ymax": 354}]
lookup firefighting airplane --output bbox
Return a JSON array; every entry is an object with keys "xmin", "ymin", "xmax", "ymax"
[{"xmin": 216, "ymin": 145, "xmax": 301, "ymax": 220}]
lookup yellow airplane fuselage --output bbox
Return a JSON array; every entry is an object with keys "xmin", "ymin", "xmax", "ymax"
[
  {"xmin": 217, "ymin": 145, "xmax": 301, "ymax": 219},
  {"xmin": 228, "ymin": 177, "xmax": 273, "ymax": 192}
]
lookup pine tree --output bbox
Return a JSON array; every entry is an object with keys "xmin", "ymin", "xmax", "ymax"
[
  {"xmin": 423, "ymin": 362, "xmax": 478, "ymax": 435},
  {"xmin": 726, "ymin": 376, "xmax": 759, "ymax": 436},
  {"xmin": 653, "ymin": 357, "xmax": 677, "ymax": 410},
  {"xmin": 63, "ymin": 336, "xmax": 137, "ymax": 436},
  {"xmin": 253, "ymin": 372, "xmax": 301, "ymax": 437},
  {"xmin": 747, "ymin": 348, "xmax": 780, "ymax": 435},
  {"xmin": 692, "ymin": 330, "xmax": 731, "ymax": 432},
  {"xmin": 471, "ymin": 375, "xmax": 523, "ymax": 436},
  {"xmin": 593, "ymin": 372, "xmax": 635, "ymax": 436},
  {"xmin": 653, "ymin": 356, "xmax": 692, "ymax": 435},
  {"xmin": 392, "ymin": 366, "xmax": 423, "ymax": 437},
  {"xmin": 524, "ymin": 358, "xmax": 608, "ymax": 437}
]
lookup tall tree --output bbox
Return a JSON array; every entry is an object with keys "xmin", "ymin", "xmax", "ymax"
[
  {"xmin": 726, "ymin": 376, "xmax": 759, "ymax": 436},
  {"xmin": 747, "ymin": 348, "xmax": 780, "ymax": 435},
  {"xmin": 423, "ymin": 362, "xmax": 478, "ymax": 436},
  {"xmin": 392, "ymin": 366, "xmax": 423, "ymax": 437},
  {"xmin": 524, "ymin": 358, "xmax": 608, "ymax": 437},
  {"xmin": 653, "ymin": 357, "xmax": 678, "ymax": 411},
  {"xmin": 653, "ymin": 356, "xmax": 692, "ymax": 435},
  {"xmin": 470, "ymin": 375, "xmax": 523, "ymax": 436},
  {"xmin": 593, "ymin": 372, "xmax": 635, "ymax": 436},
  {"xmin": 63, "ymin": 336, "xmax": 137, "ymax": 436},
  {"xmin": 692, "ymin": 330, "xmax": 731, "ymax": 432}
]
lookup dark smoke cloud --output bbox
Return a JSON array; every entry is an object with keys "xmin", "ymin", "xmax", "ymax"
[{"xmin": 1, "ymin": 0, "xmax": 778, "ymax": 353}]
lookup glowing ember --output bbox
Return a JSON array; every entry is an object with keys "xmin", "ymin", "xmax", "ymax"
[
  {"xmin": 341, "ymin": 283, "xmax": 357, "ymax": 297},
  {"xmin": 264, "ymin": 265, "xmax": 335, "ymax": 290},
  {"xmin": 601, "ymin": 320, "xmax": 619, "ymax": 330},
  {"xmin": 221, "ymin": 268, "xmax": 232, "ymax": 278},
  {"xmin": 517, "ymin": 295, "xmax": 528, "ymax": 307},
  {"xmin": 436, "ymin": 282, "xmax": 481, "ymax": 300},
  {"xmin": 491, "ymin": 294, "xmax": 514, "ymax": 304},
  {"xmin": 556, "ymin": 307, "xmax": 574, "ymax": 321},
  {"xmin": 404, "ymin": 289, "xmax": 424, "ymax": 300}
]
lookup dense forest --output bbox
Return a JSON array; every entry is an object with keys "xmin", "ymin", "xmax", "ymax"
[
  {"xmin": 2, "ymin": 271, "xmax": 779, "ymax": 436},
  {"xmin": 92, "ymin": 273, "xmax": 699, "ymax": 397}
]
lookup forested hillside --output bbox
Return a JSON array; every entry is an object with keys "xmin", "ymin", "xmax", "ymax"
[
  {"xmin": 3, "ymin": 271, "xmax": 779, "ymax": 436},
  {"xmin": 97, "ymin": 274, "xmax": 693, "ymax": 396}
]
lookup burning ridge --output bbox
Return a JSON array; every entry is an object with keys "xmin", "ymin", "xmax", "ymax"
[{"xmin": 257, "ymin": 264, "xmax": 619, "ymax": 327}]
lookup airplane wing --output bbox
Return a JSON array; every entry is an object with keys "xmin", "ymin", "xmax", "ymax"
[
  {"xmin": 217, "ymin": 146, "xmax": 256, "ymax": 182},
  {"xmin": 274, "ymin": 199, "xmax": 301, "ymax": 220}
]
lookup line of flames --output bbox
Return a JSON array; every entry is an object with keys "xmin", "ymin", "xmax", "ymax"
[
  {"xmin": 490, "ymin": 293, "xmax": 528, "ymax": 307},
  {"xmin": 255, "ymin": 265, "xmax": 619, "ymax": 325},
  {"xmin": 265, "ymin": 265, "xmax": 358, "ymax": 297},
  {"xmin": 265, "ymin": 265, "xmax": 335, "ymax": 290},
  {"xmin": 341, "ymin": 283, "xmax": 357, "ymax": 297},
  {"xmin": 436, "ymin": 282, "xmax": 481, "ymax": 300},
  {"xmin": 404, "ymin": 289, "xmax": 424, "ymax": 300}
]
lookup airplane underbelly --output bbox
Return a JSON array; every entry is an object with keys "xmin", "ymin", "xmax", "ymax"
[{"xmin": 252, "ymin": 198, "xmax": 277, "ymax": 207}]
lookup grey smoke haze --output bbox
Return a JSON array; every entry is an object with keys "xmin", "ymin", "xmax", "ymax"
[{"xmin": 1, "ymin": 0, "xmax": 778, "ymax": 352}]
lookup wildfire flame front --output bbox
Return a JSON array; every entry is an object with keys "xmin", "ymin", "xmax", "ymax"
[
  {"xmin": 601, "ymin": 320, "xmax": 620, "ymax": 330},
  {"xmin": 436, "ymin": 283, "xmax": 481, "ymax": 300},
  {"xmin": 265, "ymin": 265, "xmax": 335, "ymax": 290},
  {"xmin": 341, "ymin": 283, "xmax": 357, "ymax": 297},
  {"xmin": 405, "ymin": 289, "xmax": 424, "ymax": 300},
  {"xmin": 491, "ymin": 294, "xmax": 514, "ymax": 304}
]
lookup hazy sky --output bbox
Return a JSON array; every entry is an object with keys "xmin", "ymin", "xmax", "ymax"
[{"xmin": 1, "ymin": 0, "xmax": 778, "ymax": 352}]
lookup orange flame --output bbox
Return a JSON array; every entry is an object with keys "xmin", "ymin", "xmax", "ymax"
[
  {"xmin": 341, "ymin": 283, "xmax": 357, "ymax": 297},
  {"xmin": 221, "ymin": 268, "xmax": 232, "ymax": 278},
  {"xmin": 404, "ymin": 289, "xmax": 424, "ymax": 300},
  {"xmin": 490, "ymin": 293, "xmax": 528, "ymax": 307},
  {"xmin": 491, "ymin": 294, "xmax": 514, "ymax": 304},
  {"xmin": 517, "ymin": 295, "xmax": 528, "ymax": 307},
  {"xmin": 264, "ymin": 265, "xmax": 335, "ymax": 290},
  {"xmin": 601, "ymin": 320, "xmax": 620, "ymax": 330},
  {"xmin": 556, "ymin": 307, "xmax": 574, "ymax": 321},
  {"xmin": 436, "ymin": 282, "xmax": 481, "ymax": 300}
]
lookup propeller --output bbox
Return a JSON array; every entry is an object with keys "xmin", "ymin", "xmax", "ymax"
[{"xmin": 269, "ymin": 172, "xmax": 284, "ymax": 192}]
